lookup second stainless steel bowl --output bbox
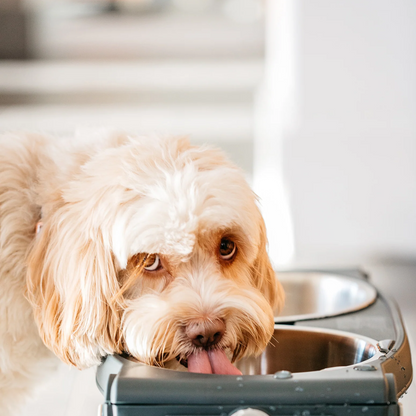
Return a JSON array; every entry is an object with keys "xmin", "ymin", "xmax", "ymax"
[{"xmin": 275, "ymin": 272, "xmax": 377, "ymax": 322}]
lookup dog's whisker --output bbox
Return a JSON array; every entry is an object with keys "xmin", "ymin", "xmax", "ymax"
[{"xmin": 269, "ymin": 335, "xmax": 279, "ymax": 348}]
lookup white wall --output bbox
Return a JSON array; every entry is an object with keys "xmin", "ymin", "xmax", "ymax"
[{"xmin": 258, "ymin": 0, "xmax": 416, "ymax": 266}]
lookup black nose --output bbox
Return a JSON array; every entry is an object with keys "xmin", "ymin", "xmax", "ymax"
[{"xmin": 185, "ymin": 319, "xmax": 225, "ymax": 348}]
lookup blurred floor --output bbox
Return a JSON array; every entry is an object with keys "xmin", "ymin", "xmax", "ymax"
[
  {"xmin": 1, "ymin": 60, "xmax": 414, "ymax": 414},
  {"xmin": 20, "ymin": 365, "xmax": 102, "ymax": 416}
]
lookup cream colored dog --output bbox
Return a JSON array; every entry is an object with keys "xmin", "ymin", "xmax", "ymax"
[{"xmin": 0, "ymin": 131, "xmax": 284, "ymax": 411}]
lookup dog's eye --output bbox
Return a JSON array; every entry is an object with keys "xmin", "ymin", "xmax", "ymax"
[
  {"xmin": 219, "ymin": 238, "xmax": 237, "ymax": 261},
  {"xmin": 143, "ymin": 254, "xmax": 161, "ymax": 271}
]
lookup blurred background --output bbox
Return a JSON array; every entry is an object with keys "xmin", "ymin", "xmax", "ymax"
[{"xmin": 0, "ymin": 0, "xmax": 415, "ymax": 413}]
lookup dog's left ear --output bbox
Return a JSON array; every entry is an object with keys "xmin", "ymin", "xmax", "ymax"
[
  {"xmin": 26, "ymin": 212, "xmax": 123, "ymax": 369},
  {"xmin": 251, "ymin": 217, "xmax": 285, "ymax": 315}
]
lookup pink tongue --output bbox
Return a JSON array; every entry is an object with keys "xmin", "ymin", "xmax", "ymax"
[
  {"xmin": 187, "ymin": 350, "xmax": 212, "ymax": 374},
  {"xmin": 187, "ymin": 350, "xmax": 242, "ymax": 375},
  {"xmin": 208, "ymin": 350, "xmax": 242, "ymax": 375}
]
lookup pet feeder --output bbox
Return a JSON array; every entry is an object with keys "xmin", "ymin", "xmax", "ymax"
[{"xmin": 96, "ymin": 270, "xmax": 412, "ymax": 415}]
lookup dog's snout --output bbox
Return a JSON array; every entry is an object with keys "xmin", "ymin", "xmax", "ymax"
[{"xmin": 185, "ymin": 319, "xmax": 225, "ymax": 348}]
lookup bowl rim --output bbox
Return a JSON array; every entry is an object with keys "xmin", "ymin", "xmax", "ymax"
[{"xmin": 122, "ymin": 324, "xmax": 383, "ymax": 374}]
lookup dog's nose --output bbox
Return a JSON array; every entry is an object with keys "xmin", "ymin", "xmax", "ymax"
[{"xmin": 186, "ymin": 319, "xmax": 225, "ymax": 348}]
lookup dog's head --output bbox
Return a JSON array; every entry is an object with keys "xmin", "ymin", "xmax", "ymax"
[{"xmin": 27, "ymin": 136, "xmax": 284, "ymax": 371}]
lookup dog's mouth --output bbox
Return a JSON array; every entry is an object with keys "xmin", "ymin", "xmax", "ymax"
[{"xmin": 178, "ymin": 349, "xmax": 242, "ymax": 375}]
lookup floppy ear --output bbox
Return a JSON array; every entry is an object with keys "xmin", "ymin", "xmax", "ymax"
[
  {"xmin": 26, "ymin": 211, "xmax": 123, "ymax": 369},
  {"xmin": 251, "ymin": 216, "xmax": 285, "ymax": 315}
]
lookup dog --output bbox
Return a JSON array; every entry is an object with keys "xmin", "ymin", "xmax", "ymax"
[{"xmin": 0, "ymin": 131, "xmax": 284, "ymax": 412}]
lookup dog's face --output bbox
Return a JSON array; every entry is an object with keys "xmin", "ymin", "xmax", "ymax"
[{"xmin": 27, "ymin": 136, "xmax": 284, "ymax": 371}]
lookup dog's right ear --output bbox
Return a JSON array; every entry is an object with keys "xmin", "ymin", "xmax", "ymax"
[
  {"xmin": 250, "ymin": 215, "xmax": 285, "ymax": 315},
  {"xmin": 26, "ymin": 211, "xmax": 123, "ymax": 369}
]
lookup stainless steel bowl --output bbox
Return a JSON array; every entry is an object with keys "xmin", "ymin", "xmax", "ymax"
[
  {"xmin": 275, "ymin": 272, "xmax": 377, "ymax": 322},
  {"xmin": 236, "ymin": 325, "xmax": 381, "ymax": 375}
]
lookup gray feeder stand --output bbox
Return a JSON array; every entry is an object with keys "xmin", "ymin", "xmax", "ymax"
[{"xmin": 96, "ymin": 270, "xmax": 412, "ymax": 416}]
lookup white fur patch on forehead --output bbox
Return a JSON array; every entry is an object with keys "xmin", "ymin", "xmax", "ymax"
[
  {"xmin": 114, "ymin": 167, "xmax": 199, "ymax": 263},
  {"xmin": 109, "ymin": 137, "xmax": 261, "ymax": 268}
]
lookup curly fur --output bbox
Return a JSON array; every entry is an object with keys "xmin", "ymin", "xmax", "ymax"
[{"xmin": 0, "ymin": 131, "xmax": 284, "ymax": 412}]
